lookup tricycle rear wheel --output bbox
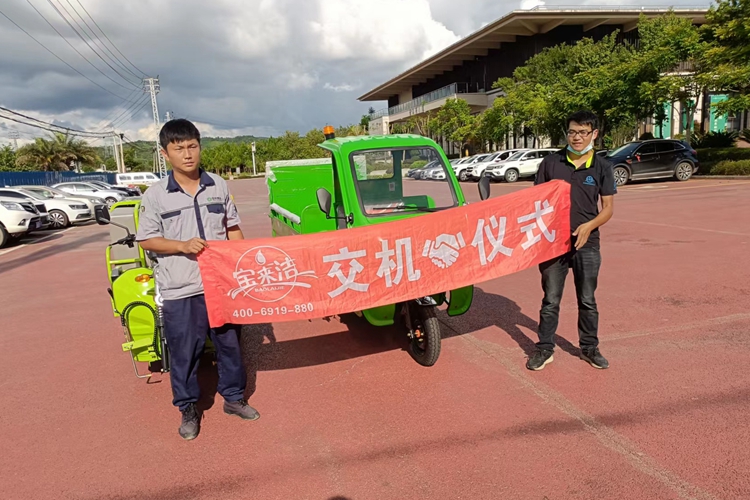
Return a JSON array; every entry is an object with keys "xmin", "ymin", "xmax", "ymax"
[{"xmin": 407, "ymin": 304, "xmax": 441, "ymax": 367}]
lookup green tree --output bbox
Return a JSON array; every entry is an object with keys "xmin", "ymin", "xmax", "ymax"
[
  {"xmin": 15, "ymin": 133, "xmax": 100, "ymax": 171},
  {"xmin": 0, "ymin": 145, "xmax": 20, "ymax": 171},
  {"xmin": 429, "ymin": 98, "xmax": 476, "ymax": 154},
  {"xmin": 699, "ymin": 0, "xmax": 750, "ymax": 116}
]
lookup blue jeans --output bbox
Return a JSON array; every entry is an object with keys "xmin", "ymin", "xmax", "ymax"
[
  {"xmin": 162, "ymin": 294, "xmax": 246, "ymax": 411},
  {"xmin": 537, "ymin": 247, "xmax": 601, "ymax": 351}
]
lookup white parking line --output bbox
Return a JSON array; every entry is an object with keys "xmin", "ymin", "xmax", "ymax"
[{"xmin": 0, "ymin": 227, "xmax": 72, "ymax": 257}]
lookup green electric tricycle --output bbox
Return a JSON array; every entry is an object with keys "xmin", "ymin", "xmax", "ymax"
[{"xmin": 266, "ymin": 130, "xmax": 489, "ymax": 366}]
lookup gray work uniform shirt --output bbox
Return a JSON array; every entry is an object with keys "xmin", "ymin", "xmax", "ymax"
[{"xmin": 135, "ymin": 169, "xmax": 241, "ymax": 301}]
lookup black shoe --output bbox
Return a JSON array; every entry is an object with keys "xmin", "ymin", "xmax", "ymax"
[
  {"xmin": 526, "ymin": 349, "xmax": 554, "ymax": 371},
  {"xmin": 224, "ymin": 399, "xmax": 260, "ymax": 421},
  {"xmin": 179, "ymin": 404, "xmax": 201, "ymax": 440},
  {"xmin": 580, "ymin": 346, "xmax": 609, "ymax": 369}
]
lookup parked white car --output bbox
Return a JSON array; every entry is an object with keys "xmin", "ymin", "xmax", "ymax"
[
  {"xmin": 52, "ymin": 182, "xmax": 128, "ymax": 207},
  {"xmin": 115, "ymin": 172, "xmax": 160, "ymax": 188},
  {"xmin": 0, "ymin": 196, "xmax": 43, "ymax": 248},
  {"xmin": 454, "ymin": 154, "xmax": 490, "ymax": 181},
  {"xmin": 0, "ymin": 187, "xmax": 92, "ymax": 229},
  {"xmin": 467, "ymin": 150, "xmax": 529, "ymax": 181},
  {"xmin": 487, "ymin": 148, "xmax": 558, "ymax": 182},
  {"xmin": 18, "ymin": 185, "xmax": 105, "ymax": 217}
]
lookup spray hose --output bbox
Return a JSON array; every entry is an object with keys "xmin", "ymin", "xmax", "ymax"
[{"xmin": 120, "ymin": 301, "xmax": 161, "ymax": 358}]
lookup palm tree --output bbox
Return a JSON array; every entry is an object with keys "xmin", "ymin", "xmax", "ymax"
[{"xmin": 16, "ymin": 133, "xmax": 100, "ymax": 171}]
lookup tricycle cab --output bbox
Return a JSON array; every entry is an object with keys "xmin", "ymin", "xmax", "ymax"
[{"xmin": 266, "ymin": 133, "xmax": 474, "ymax": 325}]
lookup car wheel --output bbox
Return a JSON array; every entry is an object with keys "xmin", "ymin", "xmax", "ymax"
[
  {"xmin": 613, "ymin": 166, "xmax": 629, "ymax": 186},
  {"xmin": 0, "ymin": 225, "xmax": 8, "ymax": 249},
  {"xmin": 49, "ymin": 210, "xmax": 69, "ymax": 229},
  {"xmin": 504, "ymin": 169, "xmax": 519, "ymax": 183},
  {"xmin": 674, "ymin": 161, "xmax": 693, "ymax": 182},
  {"xmin": 105, "ymin": 197, "xmax": 117, "ymax": 207},
  {"xmin": 458, "ymin": 170, "xmax": 468, "ymax": 182}
]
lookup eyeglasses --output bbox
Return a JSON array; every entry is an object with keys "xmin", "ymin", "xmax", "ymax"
[{"xmin": 567, "ymin": 130, "xmax": 593, "ymax": 138}]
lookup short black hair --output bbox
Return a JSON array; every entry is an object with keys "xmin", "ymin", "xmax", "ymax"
[
  {"xmin": 159, "ymin": 118, "xmax": 200, "ymax": 150},
  {"xmin": 566, "ymin": 110, "xmax": 598, "ymax": 131}
]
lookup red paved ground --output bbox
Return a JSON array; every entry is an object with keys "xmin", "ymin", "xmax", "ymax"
[{"xmin": 1, "ymin": 177, "xmax": 749, "ymax": 500}]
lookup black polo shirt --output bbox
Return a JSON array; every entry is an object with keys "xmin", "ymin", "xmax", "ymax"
[{"xmin": 534, "ymin": 149, "xmax": 617, "ymax": 250}]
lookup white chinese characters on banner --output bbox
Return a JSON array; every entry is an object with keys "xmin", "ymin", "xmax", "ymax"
[
  {"xmin": 323, "ymin": 247, "xmax": 369, "ymax": 298},
  {"xmin": 376, "ymin": 237, "xmax": 421, "ymax": 287},
  {"xmin": 518, "ymin": 200, "xmax": 556, "ymax": 250},
  {"xmin": 422, "ymin": 232, "xmax": 466, "ymax": 269},
  {"xmin": 471, "ymin": 215, "xmax": 513, "ymax": 266}
]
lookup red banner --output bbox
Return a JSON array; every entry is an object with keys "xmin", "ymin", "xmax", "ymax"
[{"xmin": 198, "ymin": 180, "xmax": 571, "ymax": 327}]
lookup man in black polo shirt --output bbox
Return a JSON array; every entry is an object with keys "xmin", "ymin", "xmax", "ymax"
[{"xmin": 527, "ymin": 110, "xmax": 616, "ymax": 371}]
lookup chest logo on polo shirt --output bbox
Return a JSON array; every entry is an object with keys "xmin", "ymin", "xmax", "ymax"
[
  {"xmin": 228, "ymin": 246, "xmax": 318, "ymax": 302},
  {"xmin": 583, "ymin": 175, "xmax": 596, "ymax": 186},
  {"xmin": 206, "ymin": 196, "xmax": 222, "ymax": 203}
]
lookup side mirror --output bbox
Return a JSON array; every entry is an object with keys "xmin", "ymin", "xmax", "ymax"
[
  {"xmin": 478, "ymin": 175, "xmax": 491, "ymax": 201},
  {"xmin": 95, "ymin": 205, "xmax": 110, "ymax": 225},
  {"xmin": 316, "ymin": 188, "xmax": 332, "ymax": 216}
]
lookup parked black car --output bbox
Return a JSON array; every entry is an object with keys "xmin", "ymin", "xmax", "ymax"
[{"xmin": 605, "ymin": 139, "xmax": 699, "ymax": 186}]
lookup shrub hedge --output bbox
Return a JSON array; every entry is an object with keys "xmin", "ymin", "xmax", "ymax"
[{"xmin": 709, "ymin": 160, "xmax": 750, "ymax": 176}]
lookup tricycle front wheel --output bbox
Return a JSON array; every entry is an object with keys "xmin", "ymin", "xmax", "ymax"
[{"xmin": 407, "ymin": 304, "xmax": 441, "ymax": 367}]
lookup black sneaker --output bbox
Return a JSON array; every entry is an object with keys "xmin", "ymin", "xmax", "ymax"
[
  {"xmin": 179, "ymin": 404, "xmax": 201, "ymax": 440},
  {"xmin": 580, "ymin": 346, "xmax": 609, "ymax": 369},
  {"xmin": 526, "ymin": 349, "xmax": 554, "ymax": 371},
  {"xmin": 224, "ymin": 399, "xmax": 260, "ymax": 421}
]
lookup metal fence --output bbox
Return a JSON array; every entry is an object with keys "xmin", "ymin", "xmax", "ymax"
[{"xmin": 0, "ymin": 171, "xmax": 116, "ymax": 187}]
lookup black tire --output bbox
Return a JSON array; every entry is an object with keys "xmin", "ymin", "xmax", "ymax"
[
  {"xmin": 48, "ymin": 209, "xmax": 69, "ymax": 228},
  {"xmin": 458, "ymin": 170, "xmax": 468, "ymax": 182},
  {"xmin": 0, "ymin": 225, "xmax": 8, "ymax": 249},
  {"xmin": 407, "ymin": 304, "xmax": 441, "ymax": 367},
  {"xmin": 504, "ymin": 168, "xmax": 519, "ymax": 183},
  {"xmin": 674, "ymin": 161, "xmax": 693, "ymax": 182},
  {"xmin": 613, "ymin": 166, "xmax": 629, "ymax": 186}
]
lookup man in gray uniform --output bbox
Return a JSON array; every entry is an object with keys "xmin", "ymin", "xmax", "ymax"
[{"xmin": 136, "ymin": 119, "xmax": 258, "ymax": 440}]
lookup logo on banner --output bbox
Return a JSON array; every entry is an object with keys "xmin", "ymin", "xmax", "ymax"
[{"xmin": 228, "ymin": 246, "xmax": 317, "ymax": 302}]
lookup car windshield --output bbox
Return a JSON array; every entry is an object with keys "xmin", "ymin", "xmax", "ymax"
[
  {"xmin": 507, "ymin": 151, "xmax": 526, "ymax": 161},
  {"xmin": 350, "ymin": 147, "xmax": 458, "ymax": 216},
  {"xmin": 607, "ymin": 143, "xmax": 639, "ymax": 157},
  {"xmin": 19, "ymin": 190, "xmax": 47, "ymax": 201}
]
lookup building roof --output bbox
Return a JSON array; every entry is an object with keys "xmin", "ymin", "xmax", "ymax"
[{"xmin": 358, "ymin": 7, "xmax": 709, "ymax": 102}]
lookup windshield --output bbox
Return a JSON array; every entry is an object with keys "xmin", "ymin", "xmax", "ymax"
[
  {"xmin": 19, "ymin": 190, "xmax": 47, "ymax": 201},
  {"xmin": 507, "ymin": 151, "xmax": 526, "ymax": 161},
  {"xmin": 607, "ymin": 142, "xmax": 639, "ymax": 157},
  {"xmin": 350, "ymin": 147, "xmax": 458, "ymax": 216}
]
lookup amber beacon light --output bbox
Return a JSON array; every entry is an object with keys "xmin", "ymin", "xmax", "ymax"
[{"xmin": 323, "ymin": 125, "xmax": 335, "ymax": 140}]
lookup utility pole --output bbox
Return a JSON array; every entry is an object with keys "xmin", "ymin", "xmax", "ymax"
[
  {"xmin": 118, "ymin": 133, "xmax": 125, "ymax": 173},
  {"xmin": 165, "ymin": 111, "xmax": 173, "ymax": 122},
  {"xmin": 251, "ymin": 141, "xmax": 257, "ymax": 176},
  {"xmin": 8, "ymin": 130, "xmax": 19, "ymax": 150},
  {"xmin": 112, "ymin": 134, "xmax": 122, "ymax": 173},
  {"xmin": 144, "ymin": 77, "xmax": 168, "ymax": 178}
]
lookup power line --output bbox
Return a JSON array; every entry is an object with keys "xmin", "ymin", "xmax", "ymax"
[
  {"xmin": 46, "ymin": 0, "xmax": 141, "ymax": 87},
  {"xmin": 0, "ymin": 6, "xmax": 130, "ymax": 101},
  {"xmin": 108, "ymin": 97, "xmax": 151, "ymax": 129},
  {"xmin": 96, "ymin": 87, "xmax": 142, "ymax": 125},
  {"xmin": 61, "ymin": 0, "xmax": 142, "ymax": 81},
  {"xmin": 0, "ymin": 105, "xmax": 112, "ymax": 138},
  {"xmin": 24, "ymin": 0, "xmax": 138, "ymax": 92},
  {"xmin": 99, "ymin": 94, "xmax": 150, "ymax": 130},
  {"xmin": 71, "ymin": 0, "xmax": 148, "ymax": 77}
]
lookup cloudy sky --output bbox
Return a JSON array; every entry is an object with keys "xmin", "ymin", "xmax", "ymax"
[{"xmin": 0, "ymin": 0, "xmax": 708, "ymax": 145}]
